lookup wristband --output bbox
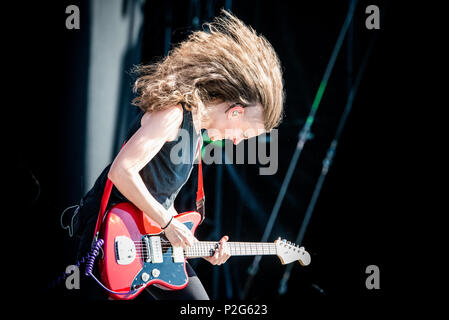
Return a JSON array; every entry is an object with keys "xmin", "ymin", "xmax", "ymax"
[{"xmin": 161, "ymin": 216, "xmax": 173, "ymax": 229}]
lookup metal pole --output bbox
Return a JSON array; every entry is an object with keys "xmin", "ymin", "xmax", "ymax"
[
  {"xmin": 242, "ymin": 0, "xmax": 359, "ymax": 299},
  {"xmin": 278, "ymin": 27, "xmax": 377, "ymax": 296}
]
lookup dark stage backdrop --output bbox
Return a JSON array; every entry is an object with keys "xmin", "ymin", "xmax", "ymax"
[{"xmin": 8, "ymin": 0, "xmax": 416, "ymax": 308}]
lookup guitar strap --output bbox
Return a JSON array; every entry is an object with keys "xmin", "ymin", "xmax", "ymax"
[
  {"xmin": 195, "ymin": 134, "xmax": 205, "ymax": 223},
  {"xmin": 92, "ymin": 137, "xmax": 205, "ymax": 242}
]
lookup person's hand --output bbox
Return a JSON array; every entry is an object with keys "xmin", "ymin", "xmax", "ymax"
[
  {"xmin": 164, "ymin": 218, "xmax": 197, "ymax": 249},
  {"xmin": 204, "ymin": 236, "xmax": 231, "ymax": 265}
]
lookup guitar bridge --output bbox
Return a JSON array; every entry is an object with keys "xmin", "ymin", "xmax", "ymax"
[
  {"xmin": 142, "ymin": 237, "xmax": 151, "ymax": 263},
  {"xmin": 115, "ymin": 236, "xmax": 136, "ymax": 265}
]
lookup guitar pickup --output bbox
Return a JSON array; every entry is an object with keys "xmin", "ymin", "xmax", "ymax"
[
  {"xmin": 172, "ymin": 246, "xmax": 184, "ymax": 263},
  {"xmin": 149, "ymin": 236, "xmax": 163, "ymax": 263}
]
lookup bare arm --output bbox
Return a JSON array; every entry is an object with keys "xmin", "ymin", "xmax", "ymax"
[
  {"xmin": 167, "ymin": 203, "xmax": 178, "ymax": 216},
  {"xmin": 108, "ymin": 105, "xmax": 195, "ymax": 247}
]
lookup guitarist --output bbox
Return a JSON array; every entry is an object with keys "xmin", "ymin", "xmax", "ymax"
[{"xmin": 73, "ymin": 10, "xmax": 285, "ymax": 300}]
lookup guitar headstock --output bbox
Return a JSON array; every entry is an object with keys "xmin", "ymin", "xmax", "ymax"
[{"xmin": 274, "ymin": 238, "xmax": 311, "ymax": 266}]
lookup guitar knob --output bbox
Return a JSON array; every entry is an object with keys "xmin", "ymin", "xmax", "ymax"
[
  {"xmin": 141, "ymin": 272, "xmax": 150, "ymax": 282},
  {"xmin": 152, "ymin": 268, "xmax": 161, "ymax": 278}
]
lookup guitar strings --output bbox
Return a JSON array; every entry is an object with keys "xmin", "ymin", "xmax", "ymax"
[
  {"xmin": 130, "ymin": 240, "xmax": 277, "ymax": 244},
  {"xmin": 125, "ymin": 244, "xmax": 277, "ymax": 250},
  {"xmin": 114, "ymin": 240, "xmax": 278, "ymax": 258},
  {"xmin": 126, "ymin": 251, "xmax": 274, "ymax": 258},
  {"xmin": 129, "ymin": 242, "xmax": 277, "ymax": 248},
  {"xmin": 122, "ymin": 248, "xmax": 277, "ymax": 258},
  {"xmin": 121, "ymin": 245, "xmax": 276, "ymax": 253}
]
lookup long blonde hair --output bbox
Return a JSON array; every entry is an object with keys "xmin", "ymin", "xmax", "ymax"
[{"xmin": 132, "ymin": 9, "xmax": 285, "ymax": 130}]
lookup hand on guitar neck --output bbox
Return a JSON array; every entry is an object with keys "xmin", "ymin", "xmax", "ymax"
[
  {"xmin": 164, "ymin": 210, "xmax": 231, "ymax": 266},
  {"xmin": 202, "ymin": 235, "xmax": 231, "ymax": 266}
]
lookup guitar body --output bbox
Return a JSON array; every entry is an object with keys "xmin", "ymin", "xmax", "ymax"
[{"xmin": 98, "ymin": 202, "xmax": 202, "ymax": 300}]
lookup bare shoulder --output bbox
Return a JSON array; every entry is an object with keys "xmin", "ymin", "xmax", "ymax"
[
  {"xmin": 138, "ymin": 104, "xmax": 184, "ymax": 142},
  {"xmin": 141, "ymin": 104, "xmax": 183, "ymax": 127}
]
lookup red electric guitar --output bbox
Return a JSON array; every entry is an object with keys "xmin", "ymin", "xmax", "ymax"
[
  {"xmin": 97, "ymin": 202, "xmax": 311, "ymax": 300},
  {"xmin": 92, "ymin": 140, "xmax": 310, "ymax": 299}
]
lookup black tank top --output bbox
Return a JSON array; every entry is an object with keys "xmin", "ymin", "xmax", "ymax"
[{"xmin": 82, "ymin": 105, "xmax": 200, "ymax": 219}]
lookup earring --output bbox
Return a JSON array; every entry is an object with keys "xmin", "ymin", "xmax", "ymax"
[{"xmin": 232, "ymin": 110, "xmax": 239, "ymax": 116}]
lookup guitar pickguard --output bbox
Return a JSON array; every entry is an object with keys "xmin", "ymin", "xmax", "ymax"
[{"xmin": 130, "ymin": 222, "xmax": 194, "ymax": 290}]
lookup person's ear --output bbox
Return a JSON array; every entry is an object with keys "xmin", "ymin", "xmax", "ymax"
[{"xmin": 226, "ymin": 105, "xmax": 245, "ymax": 120}]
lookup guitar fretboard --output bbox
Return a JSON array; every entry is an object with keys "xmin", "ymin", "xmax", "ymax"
[{"xmin": 184, "ymin": 241, "xmax": 277, "ymax": 258}]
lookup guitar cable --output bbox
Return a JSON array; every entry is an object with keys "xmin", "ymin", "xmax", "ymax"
[
  {"xmin": 49, "ymin": 234, "xmax": 140, "ymax": 296},
  {"xmin": 83, "ymin": 238, "xmax": 141, "ymax": 296},
  {"xmin": 57, "ymin": 202, "xmax": 140, "ymax": 296}
]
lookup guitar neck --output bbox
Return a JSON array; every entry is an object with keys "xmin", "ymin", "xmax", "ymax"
[{"xmin": 184, "ymin": 241, "xmax": 277, "ymax": 259}]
